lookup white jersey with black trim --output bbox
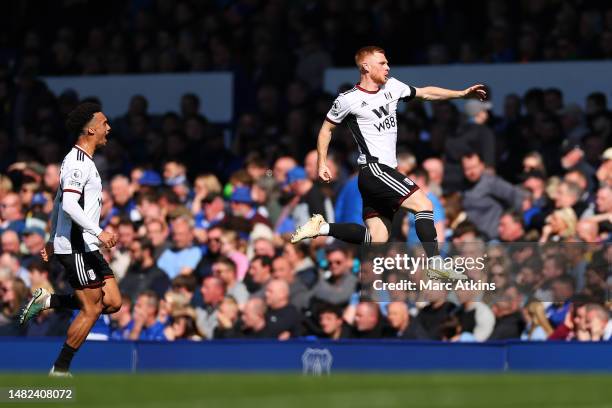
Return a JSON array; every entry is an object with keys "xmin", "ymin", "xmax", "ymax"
[
  {"xmin": 54, "ymin": 146, "xmax": 103, "ymax": 254},
  {"xmin": 326, "ymin": 77, "xmax": 416, "ymax": 168}
]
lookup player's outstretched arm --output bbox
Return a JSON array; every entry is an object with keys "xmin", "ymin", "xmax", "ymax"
[
  {"xmin": 414, "ymin": 84, "xmax": 487, "ymax": 101},
  {"xmin": 317, "ymin": 120, "xmax": 336, "ymax": 183}
]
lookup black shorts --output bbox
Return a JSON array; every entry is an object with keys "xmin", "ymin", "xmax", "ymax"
[
  {"xmin": 358, "ymin": 161, "xmax": 419, "ymax": 222},
  {"xmin": 56, "ymin": 251, "xmax": 114, "ymax": 290}
]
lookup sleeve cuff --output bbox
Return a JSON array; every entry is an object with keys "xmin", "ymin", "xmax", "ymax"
[{"xmin": 325, "ymin": 116, "xmax": 340, "ymax": 125}]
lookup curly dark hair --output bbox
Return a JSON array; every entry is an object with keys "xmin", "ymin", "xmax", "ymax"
[{"xmin": 65, "ymin": 102, "xmax": 101, "ymax": 137}]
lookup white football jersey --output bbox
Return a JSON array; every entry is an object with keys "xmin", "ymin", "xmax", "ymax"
[
  {"xmin": 54, "ymin": 146, "xmax": 103, "ymax": 254},
  {"xmin": 326, "ymin": 77, "xmax": 416, "ymax": 168}
]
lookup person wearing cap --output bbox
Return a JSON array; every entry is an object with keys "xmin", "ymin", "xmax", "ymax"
[
  {"xmin": 285, "ymin": 165, "xmax": 334, "ymax": 231},
  {"xmin": 227, "ymin": 186, "xmax": 271, "ymax": 228},
  {"xmin": 194, "ymin": 192, "xmax": 225, "ymax": 231},
  {"xmin": 138, "ymin": 170, "xmax": 162, "ymax": 189},
  {"xmin": 443, "ymin": 99, "xmax": 496, "ymax": 193}
]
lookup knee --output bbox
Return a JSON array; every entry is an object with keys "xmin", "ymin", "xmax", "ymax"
[
  {"xmin": 403, "ymin": 190, "xmax": 432, "ymax": 212},
  {"xmin": 369, "ymin": 226, "xmax": 389, "ymax": 243},
  {"xmin": 106, "ymin": 298, "xmax": 122, "ymax": 314},
  {"xmin": 83, "ymin": 299, "xmax": 104, "ymax": 317}
]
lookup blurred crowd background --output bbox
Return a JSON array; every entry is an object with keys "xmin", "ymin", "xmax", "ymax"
[{"xmin": 0, "ymin": 0, "xmax": 610, "ymax": 342}]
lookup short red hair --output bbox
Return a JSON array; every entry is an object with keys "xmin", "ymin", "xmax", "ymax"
[{"xmin": 354, "ymin": 46, "xmax": 385, "ymax": 68}]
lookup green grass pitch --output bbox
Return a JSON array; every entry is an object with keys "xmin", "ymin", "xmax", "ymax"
[{"xmin": 1, "ymin": 373, "xmax": 611, "ymax": 408}]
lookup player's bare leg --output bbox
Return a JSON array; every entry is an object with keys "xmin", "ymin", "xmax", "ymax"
[
  {"xmin": 101, "ymin": 277, "xmax": 122, "ymax": 314},
  {"xmin": 364, "ymin": 217, "xmax": 389, "ymax": 243},
  {"xmin": 20, "ymin": 277, "xmax": 122, "ymax": 325},
  {"xmin": 401, "ymin": 190, "xmax": 466, "ymax": 280},
  {"xmin": 50, "ymin": 286, "xmax": 104, "ymax": 375}
]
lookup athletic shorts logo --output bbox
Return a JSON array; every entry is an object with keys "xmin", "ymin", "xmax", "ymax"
[
  {"xmin": 403, "ymin": 177, "xmax": 415, "ymax": 186},
  {"xmin": 87, "ymin": 269, "xmax": 96, "ymax": 281}
]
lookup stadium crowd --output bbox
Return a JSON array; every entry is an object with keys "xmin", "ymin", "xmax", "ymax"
[{"xmin": 0, "ymin": 0, "xmax": 610, "ymax": 343}]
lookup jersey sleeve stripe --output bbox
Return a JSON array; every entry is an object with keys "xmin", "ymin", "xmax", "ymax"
[
  {"xmin": 325, "ymin": 116, "xmax": 341, "ymax": 125},
  {"xmin": 63, "ymin": 189, "xmax": 82, "ymax": 195}
]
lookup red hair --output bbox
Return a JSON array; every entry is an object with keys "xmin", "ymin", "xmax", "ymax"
[{"xmin": 354, "ymin": 46, "xmax": 385, "ymax": 69}]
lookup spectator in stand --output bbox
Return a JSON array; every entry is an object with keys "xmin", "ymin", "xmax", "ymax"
[
  {"xmin": 164, "ymin": 308, "xmax": 204, "ymax": 341},
  {"xmin": 110, "ymin": 295, "xmax": 132, "ymax": 340},
  {"xmin": 106, "ymin": 175, "xmax": 142, "ymax": 225},
  {"xmin": 195, "ymin": 276, "xmax": 225, "ymax": 339},
  {"xmin": 318, "ymin": 304, "xmax": 350, "ymax": 340},
  {"xmin": 348, "ymin": 301, "xmax": 390, "ymax": 339},
  {"xmin": 20, "ymin": 226, "xmax": 46, "ymax": 268},
  {"xmin": 539, "ymin": 207, "xmax": 577, "ymax": 242},
  {"xmin": 246, "ymin": 255, "xmax": 273, "ymax": 297},
  {"xmin": 461, "ymin": 152, "xmax": 525, "ymax": 240},
  {"xmin": 387, "ymin": 301, "xmax": 430, "ymax": 340},
  {"xmin": 0, "ymin": 253, "xmax": 30, "ymax": 287},
  {"xmin": 109, "ymin": 219, "xmax": 136, "ymax": 281},
  {"xmin": 195, "ymin": 225, "xmax": 223, "ymax": 279},
  {"xmin": 144, "ymin": 218, "xmax": 170, "ymax": 261},
  {"xmin": 120, "ymin": 238, "xmax": 170, "ymax": 301},
  {"xmin": 264, "ymin": 279, "xmax": 302, "ymax": 339},
  {"xmin": 498, "ymin": 211, "xmax": 527, "ymax": 242},
  {"xmin": 125, "ymin": 291, "xmax": 166, "ymax": 341},
  {"xmin": 439, "ymin": 316, "xmax": 476, "ymax": 342},
  {"xmin": 272, "ymin": 156, "xmax": 298, "ymax": 186},
  {"xmin": 241, "ymin": 297, "xmax": 269, "ymax": 338},
  {"xmin": 489, "ymin": 286, "xmax": 526, "ymax": 340},
  {"xmin": 219, "ymin": 230, "xmax": 249, "ymax": 282},
  {"xmin": 194, "ymin": 192, "xmax": 225, "ymax": 233},
  {"xmin": 1, "ymin": 230, "xmax": 20, "ymax": 256},
  {"xmin": 285, "ymin": 166, "xmax": 334, "ymax": 231},
  {"xmin": 157, "ymin": 215, "xmax": 202, "ymax": 279},
  {"xmin": 271, "ymin": 255, "xmax": 311, "ymax": 312},
  {"xmin": 334, "ymin": 167, "xmax": 363, "ymax": 225},
  {"xmin": 228, "ymin": 186, "xmax": 271, "ymax": 229},
  {"xmin": 282, "ymin": 241, "xmax": 318, "ymax": 289},
  {"xmin": 444, "ymin": 100, "xmax": 496, "ymax": 192},
  {"xmin": 454, "ymin": 289, "xmax": 496, "ymax": 342},
  {"xmin": 415, "ymin": 289, "xmax": 455, "ymax": 340},
  {"xmin": 311, "ymin": 245, "xmax": 357, "ymax": 306},
  {"xmin": 554, "ymin": 180, "xmax": 592, "ymax": 219},
  {"xmin": 213, "ymin": 297, "xmax": 241, "ymax": 339},
  {"xmin": 0, "ymin": 193, "xmax": 25, "ymax": 235},
  {"xmin": 521, "ymin": 301, "xmax": 554, "ymax": 341},
  {"xmin": 423, "ymin": 158, "xmax": 445, "ymax": 197},
  {"xmin": 585, "ymin": 303, "xmax": 611, "ymax": 341},
  {"xmin": 252, "ymin": 237, "xmax": 276, "ymax": 258},
  {"xmin": 546, "ymin": 276, "xmax": 575, "ymax": 328},
  {"xmin": 190, "ymin": 174, "xmax": 223, "ymax": 216},
  {"xmin": 212, "ymin": 256, "xmax": 248, "ymax": 308}
]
